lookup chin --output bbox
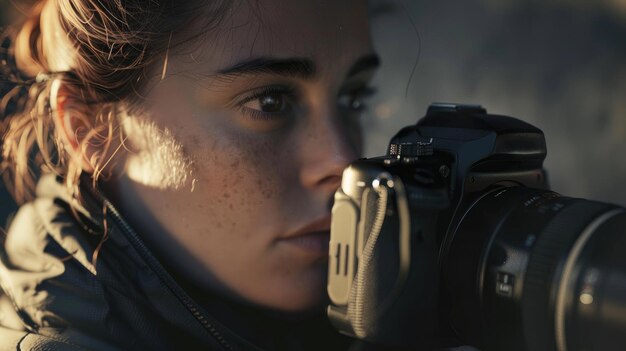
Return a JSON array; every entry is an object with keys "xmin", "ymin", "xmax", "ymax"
[
  {"xmin": 278, "ymin": 289, "xmax": 328, "ymax": 313},
  {"xmin": 262, "ymin": 265, "xmax": 329, "ymax": 313}
]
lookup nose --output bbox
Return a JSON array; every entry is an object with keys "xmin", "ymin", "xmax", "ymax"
[{"xmin": 299, "ymin": 114, "xmax": 361, "ymax": 194}]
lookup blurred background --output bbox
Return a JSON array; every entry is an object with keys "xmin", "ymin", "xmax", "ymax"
[
  {"xmin": 367, "ymin": 0, "xmax": 626, "ymax": 205},
  {"xmin": 2, "ymin": 0, "xmax": 625, "ymax": 205}
]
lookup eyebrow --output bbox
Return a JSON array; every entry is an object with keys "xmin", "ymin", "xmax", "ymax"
[
  {"xmin": 346, "ymin": 54, "xmax": 381, "ymax": 78},
  {"xmin": 218, "ymin": 57, "xmax": 315, "ymax": 78},
  {"xmin": 216, "ymin": 53, "xmax": 380, "ymax": 80}
]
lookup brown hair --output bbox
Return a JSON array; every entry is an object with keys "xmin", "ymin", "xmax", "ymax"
[{"xmin": 0, "ymin": 0, "xmax": 233, "ymax": 204}]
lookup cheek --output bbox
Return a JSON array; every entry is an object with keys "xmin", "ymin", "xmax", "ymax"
[
  {"xmin": 187, "ymin": 132, "xmax": 293, "ymax": 232},
  {"xmin": 122, "ymin": 116, "xmax": 195, "ymax": 190}
]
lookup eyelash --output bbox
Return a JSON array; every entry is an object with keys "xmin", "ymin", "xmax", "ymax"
[
  {"xmin": 237, "ymin": 86, "xmax": 297, "ymax": 121},
  {"xmin": 338, "ymin": 86, "xmax": 377, "ymax": 113},
  {"xmin": 235, "ymin": 84, "xmax": 377, "ymax": 122}
]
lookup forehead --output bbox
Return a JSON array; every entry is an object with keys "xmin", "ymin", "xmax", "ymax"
[{"xmin": 174, "ymin": 0, "xmax": 373, "ymax": 76}]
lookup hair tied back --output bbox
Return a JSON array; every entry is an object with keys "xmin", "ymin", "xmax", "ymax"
[{"xmin": 1, "ymin": 33, "xmax": 38, "ymax": 120}]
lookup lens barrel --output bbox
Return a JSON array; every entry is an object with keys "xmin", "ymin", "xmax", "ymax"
[{"xmin": 443, "ymin": 186, "xmax": 626, "ymax": 351}]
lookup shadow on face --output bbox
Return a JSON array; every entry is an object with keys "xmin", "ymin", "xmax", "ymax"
[{"xmin": 104, "ymin": 0, "xmax": 379, "ymax": 313}]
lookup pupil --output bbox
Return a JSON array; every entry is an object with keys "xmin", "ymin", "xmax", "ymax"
[{"xmin": 260, "ymin": 94, "xmax": 283, "ymax": 112}]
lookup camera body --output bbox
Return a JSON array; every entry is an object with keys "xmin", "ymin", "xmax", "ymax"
[{"xmin": 327, "ymin": 103, "xmax": 549, "ymax": 348}]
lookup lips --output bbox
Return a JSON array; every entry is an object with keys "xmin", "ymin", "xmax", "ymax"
[
  {"xmin": 283, "ymin": 216, "xmax": 331, "ymax": 238},
  {"xmin": 278, "ymin": 216, "xmax": 332, "ymax": 255},
  {"xmin": 282, "ymin": 230, "xmax": 330, "ymax": 253}
]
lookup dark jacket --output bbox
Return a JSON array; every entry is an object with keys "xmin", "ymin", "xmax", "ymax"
[{"xmin": 0, "ymin": 175, "xmax": 347, "ymax": 350}]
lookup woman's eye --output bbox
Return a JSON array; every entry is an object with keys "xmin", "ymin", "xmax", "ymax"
[
  {"xmin": 237, "ymin": 86, "xmax": 296, "ymax": 121},
  {"xmin": 337, "ymin": 86, "xmax": 376, "ymax": 113},
  {"xmin": 338, "ymin": 94, "xmax": 364, "ymax": 111},
  {"xmin": 243, "ymin": 93, "xmax": 288, "ymax": 113}
]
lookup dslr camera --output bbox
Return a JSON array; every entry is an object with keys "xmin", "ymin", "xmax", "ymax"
[{"xmin": 327, "ymin": 103, "xmax": 626, "ymax": 351}]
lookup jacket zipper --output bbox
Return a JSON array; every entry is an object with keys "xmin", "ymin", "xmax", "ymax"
[{"xmin": 101, "ymin": 197, "xmax": 233, "ymax": 350}]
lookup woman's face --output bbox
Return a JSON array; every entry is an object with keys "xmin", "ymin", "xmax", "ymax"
[{"xmin": 107, "ymin": 0, "xmax": 377, "ymax": 311}]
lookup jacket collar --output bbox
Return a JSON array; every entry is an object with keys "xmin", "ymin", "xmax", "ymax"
[{"xmin": 0, "ymin": 174, "xmax": 260, "ymax": 350}]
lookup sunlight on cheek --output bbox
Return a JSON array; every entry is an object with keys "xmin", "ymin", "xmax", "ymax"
[{"xmin": 122, "ymin": 116, "xmax": 195, "ymax": 190}]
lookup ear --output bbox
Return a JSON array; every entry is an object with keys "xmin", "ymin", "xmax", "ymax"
[{"xmin": 50, "ymin": 79, "xmax": 95, "ymax": 173}]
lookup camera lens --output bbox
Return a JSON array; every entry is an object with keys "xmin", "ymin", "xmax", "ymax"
[{"xmin": 443, "ymin": 186, "xmax": 626, "ymax": 351}]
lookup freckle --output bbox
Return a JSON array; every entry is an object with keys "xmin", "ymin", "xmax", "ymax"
[
  {"xmin": 228, "ymin": 204, "xmax": 233, "ymax": 210},
  {"xmin": 223, "ymin": 193, "xmax": 230, "ymax": 199},
  {"xmin": 230, "ymin": 160, "xmax": 240, "ymax": 168},
  {"xmin": 216, "ymin": 222, "xmax": 222, "ymax": 229},
  {"xmin": 190, "ymin": 135, "xmax": 200, "ymax": 147}
]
